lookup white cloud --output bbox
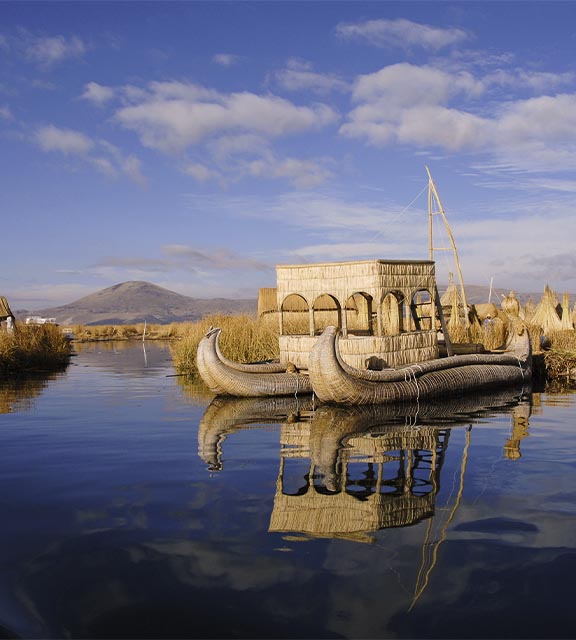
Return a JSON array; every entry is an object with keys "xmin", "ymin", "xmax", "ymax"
[
  {"xmin": 336, "ymin": 18, "xmax": 469, "ymax": 51},
  {"xmin": 213, "ymin": 53, "xmax": 241, "ymax": 67},
  {"xmin": 23, "ymin": 33, "xmax": 87, "ymax": 67},
  {"xmin": 32, "ymin": 125, "xmax": 146, "ymax": 184},
  {"xmin": 243, "ymin": 155, "xmax": 331, "ymax": 189},
  {"xmin": 34, "ymin": 125, "xmax": 94, "ymax": 154},
  {"xmin": 351, "ymin": 63, "xmax": 482, "ymax": 105},
  {"xmin": 183, "ymin": 162, "xmax": 220, "ymax": 183},
  {"xmin": 341, "ymin": 62, "xmax": 576, "ymax": 173},
  {"xmin": 114, "ymin": 81, "xmax": 338, "ymax": 152},
  {"xmin": 81, "ymin": 82, "xmax": 115, "ymax": 105},
  {"xmin": 274, "ymin": 59, "xmax": 350, "ymax": 94}
]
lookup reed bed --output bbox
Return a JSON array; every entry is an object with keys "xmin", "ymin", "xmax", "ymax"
[
  {"xmin": 0, "ymin": 324, "xmax": 72, "ymax": 375},
  {"xmin": 170, "ymin": 314, "xmax": 280, "ymax": 375},
  {"xmin": 543, "ymin": 331, "xmax": 576, "ymax": 381},
  {"xmin": 72, "ymin": 322, "xmax": 186, "ymax": 341}
]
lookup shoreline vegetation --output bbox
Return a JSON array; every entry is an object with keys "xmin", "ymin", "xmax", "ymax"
[
  {"xmin": 3, "ymin": 290, "xmax": 576, "ymax": 386},
  {"xmin": 0, "ymin": 324, "xmax": 72, "ymax": 376},
  {"xmin": 71, "ymin": 311, "xmax": 576, "ymax": 388}
]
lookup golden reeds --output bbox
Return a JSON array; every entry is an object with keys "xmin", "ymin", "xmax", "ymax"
[
  {"xmin": 170, "ymin": 313, "xmax": 280, "ymax": 375},
  {"xmin": 0, "ymin": 324, "xmax": 71, "ymax": 375}
]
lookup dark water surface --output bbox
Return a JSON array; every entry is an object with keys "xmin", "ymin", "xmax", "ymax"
[{"xmin": 0, "ymin": 341, "xmax": 575, "ymax": 639}]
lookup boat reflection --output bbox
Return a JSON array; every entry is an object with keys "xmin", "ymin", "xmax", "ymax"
[{"xmin": 198, "ymin": 388, "xmax": 532, "ymax": 541}]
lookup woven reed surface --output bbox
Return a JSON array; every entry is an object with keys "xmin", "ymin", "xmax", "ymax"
[
  {"xmin": 276, "ymin": 259, "xmax": 436, "ymax": 309},
  {"xmin": 197, "ymin": 328, "xmax": 312, "ymax": 397},
  {"xmin": 309, "ymin": 326, "xmax": 531, "ymax": 405},
  {"xmin": 269, "ymin": 487, "xmax": 435, "ymax": 534},
  {"xmin": 280, "ymin": 332, "xmax": 439, "ymax": 370}
]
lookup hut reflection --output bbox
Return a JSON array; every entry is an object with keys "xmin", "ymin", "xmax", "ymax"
[{"xmin": 198, "ymin": 389, "xmax": 532, "ymax": 538}]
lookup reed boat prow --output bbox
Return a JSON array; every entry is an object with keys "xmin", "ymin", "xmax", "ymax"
[
  {"xmin": 308, "ymin": 324, "xmax": 531, "ymax": 405},
  {"xmin": 196, "ymin": 327, "xmax": 312, "ymax": 397}
]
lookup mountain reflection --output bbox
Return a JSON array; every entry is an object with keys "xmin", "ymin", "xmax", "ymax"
[{"xmin": 198, "ymin": 388, "xmax": 532, "ymax": 541}]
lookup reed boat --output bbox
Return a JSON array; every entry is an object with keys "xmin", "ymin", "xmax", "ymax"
[
  {"xmin": 308, "ymin": 323, "xmax": 531, "ymax": 405},
  {"xmin": 195, "ymin": 169, "xmax": 533, "ymax": 402}
]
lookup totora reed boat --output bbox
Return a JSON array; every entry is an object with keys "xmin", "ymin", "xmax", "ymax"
[
  {"xmin": 196, "ymin": 258, "xmax": 532, "ymax": 404},
  {"xmin": 196, "ymin": 170, "xmax": 533, "ymax": 404}
]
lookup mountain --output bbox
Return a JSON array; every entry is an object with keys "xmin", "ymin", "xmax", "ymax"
[
  {"xmin": 15, "ymin": 279, "xmax": 574, "ymax": 327},
  {"xmin": 22, "ymin": 281, "xmax": 257, "ymax": 326}
]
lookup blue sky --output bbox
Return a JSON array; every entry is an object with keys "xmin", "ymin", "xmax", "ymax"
[{"xmin": 2, "ymin": 1, "xmax": 576, "ymax": 310}]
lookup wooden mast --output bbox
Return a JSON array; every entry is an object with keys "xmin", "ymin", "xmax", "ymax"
[{"xmin": 425, "ymin": 166, "xmax": 469, "ymax": 327}]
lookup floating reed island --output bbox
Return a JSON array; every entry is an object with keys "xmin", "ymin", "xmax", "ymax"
[{"xmin": 0, "ymin": 297, "xmax": 72, "ymax": 376}]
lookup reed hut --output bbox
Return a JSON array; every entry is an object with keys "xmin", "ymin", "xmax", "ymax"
[
  {"xmin": 275, "ymin": 259, "xmax": 442, "ymax": 370},
  {"xmin": 529, "ymin": 285, "xmax": 563, "ymax": 335}
]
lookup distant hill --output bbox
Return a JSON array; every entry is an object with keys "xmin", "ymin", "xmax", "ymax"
[
  {"xmin": 20, "ymin": 281, "xmax": 257, "ymax": 326},
  {"xmin": 14, "ymin": 279, "xmax": 574, "ymax": 327}
]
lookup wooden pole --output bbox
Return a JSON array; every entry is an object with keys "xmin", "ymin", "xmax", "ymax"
[{"xmin": 426, "ymin": 166, "xmax": 469, "ymax": 327}]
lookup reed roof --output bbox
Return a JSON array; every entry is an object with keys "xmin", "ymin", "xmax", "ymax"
[{"xmin": 0, "ymin": 296, "xmax": 13, "ymax": 319}]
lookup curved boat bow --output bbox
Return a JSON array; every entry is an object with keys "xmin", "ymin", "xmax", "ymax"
[{"xmin": 197, "ymin": 327, "xmax": 312, "ymax": 397}]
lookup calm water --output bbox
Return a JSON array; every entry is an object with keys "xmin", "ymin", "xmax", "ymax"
[{"xmin": 0, "ymin": 341, "xmax": 575, "ymax": 639}]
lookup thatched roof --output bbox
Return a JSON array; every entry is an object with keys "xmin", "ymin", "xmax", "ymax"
[
  {"xmin": 276, "ymin": 259, "xmax": 437, "ymax": 310},
  {"xmin": 439, "ymin": 273, "xmax": 461, "ymax": 307},
  {"xmin": 529, "ymin": 285, "xmax": 563, "ymax": 334}
]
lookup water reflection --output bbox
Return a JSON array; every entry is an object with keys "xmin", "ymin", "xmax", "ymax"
[
  {"xmin": 198, "ymin": 388, "xmax": 532, "ymax": 540},
  {"xmin": 0, "ymin": 373, "xmax": 63, "ymax": 414}
]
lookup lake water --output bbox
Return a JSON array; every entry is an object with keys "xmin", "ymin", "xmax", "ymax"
[{"xmin": 1, "ymin": 341, "xmax": 575, "ymax": 639}]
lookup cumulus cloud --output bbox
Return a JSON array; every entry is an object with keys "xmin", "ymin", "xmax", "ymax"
[
  {"xmin": 81, "ymin": 81, "xmax": 115, "ymax": 105},
  {"xmin": 114, "ymin": 82, "xmax": 338, "ymax": 152},
  {"xmin": 340, "ymin": 62, "xmax": 576, "ymax": 173},
  {"xmin": 34, "ymin": 125, "xmax": 94, "ymax": 154},
  {"xmin": 336, "ymin": 18, "xmax": 469, "ymax": 51}
]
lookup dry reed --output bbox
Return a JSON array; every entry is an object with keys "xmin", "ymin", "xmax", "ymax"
[
  {"xmin": 0, "ymin": 324, "xmax": 71, "ymax": 375},
  {"xmin": 170, "ymin": 313, "xmax": 280, "ymax": 375}
]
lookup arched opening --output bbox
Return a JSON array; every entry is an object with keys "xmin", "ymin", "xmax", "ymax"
[
  {"xmin": 313, "ymin": 294, "xmax": 341, "ymax": 335},
  {"xmin": 410, "ymin": 289, "xmax": 433, "ymax": 331},
  {"xmin": 280, "ymin": 294, "xmax": 309, "ymax": 335},
  {"xmin": 345, "ymin": 292, "xmax": 373, "ymax": 335},
  {"xmin": 381, "ymin": 292, "xmax": 404, "ymax": 336}
]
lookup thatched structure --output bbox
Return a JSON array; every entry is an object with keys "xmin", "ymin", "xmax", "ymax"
[
  {"xmin": 501, "ymin": 290, "xmax": 521, "ymax": 317},
  {"xmin": 529, "ymin": 285, "xmax": 563, "ymax": 334},
  {"xmin": 560, "ymin": 293, "xmax": 574, "ymax": 331},
  {"xmin": 276, "ymin": 259, "xmax": 442, "ymax": 369}
]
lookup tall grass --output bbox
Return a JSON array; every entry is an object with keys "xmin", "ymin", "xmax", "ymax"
[
  {"xmin": 170, "ymin": 314, "xmax": 279, "ymax": 375},
  {"xmin": 0, "ymin": 325, "xmax": 72, "ymax": 375}
]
